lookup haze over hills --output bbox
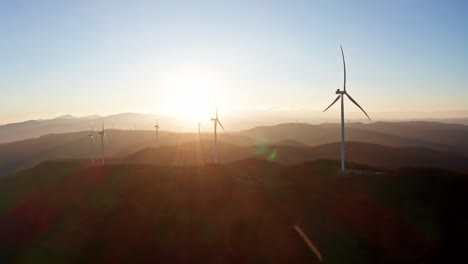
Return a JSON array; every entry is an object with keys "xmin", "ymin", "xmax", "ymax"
[
  {"xmin": 0, "ymin": 130, "xmax": 256, "ymax": 176},
  {"xmin": 0, "ymin": 113, "xmax": 172, "ymax": 144},
  {"xmin": 3, "ymin": 115, "xmax": 468, "ymax": 154},
  {"xmin": 2, "ymin": 113, "xmax": 468, "ymax": 144},
  {"xmin": 1, "ymin": 120, "xmax": 468, "ymax": 176},
  {"xmin": 238, "ymin": 122, "xmax": 468, "ymax": 154},
  {"xmin": 126, "ymin": 141, "xmax": 468, "ymax": 172},
  {"xmin": 2, "ymin": 135, "xmax": 468, "ymax": 178}
]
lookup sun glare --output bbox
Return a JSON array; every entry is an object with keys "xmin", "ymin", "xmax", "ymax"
[{"xmin": 162, "ymin": 65, "xmax": 222, "ymax": 123}]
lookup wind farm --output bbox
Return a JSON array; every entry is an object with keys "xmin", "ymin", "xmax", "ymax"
[{"xmin": 1, "ymin": 1, "xmax": 467, "ymax": 263}]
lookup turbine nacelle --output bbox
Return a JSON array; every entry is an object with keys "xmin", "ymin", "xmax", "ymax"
[{"xmin": 335, "ymin": 89, "xmax": 346, "ymax": 95}]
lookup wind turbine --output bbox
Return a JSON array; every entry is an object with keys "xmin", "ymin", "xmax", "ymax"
[
  {"xmin": 154, "ymin": 121, "xmax": 160, "ymax": 147},
  {"xmin": 98, "ymin": 120, "xmax": 106, "ymax": 165},
  {"xmin": 198, "ymin": 122, "xmax": 202, "ymax": 140},
  {"xmin": 210, "ymin": 107, "xmax": 224, "ymax": 163},
  {"xmin": 88, "ymin": 122, "xmax": 94, "ymax": 164},
  {"xmin": 323, "ymin": 45, "xmax": 371, "ymax": 174}
]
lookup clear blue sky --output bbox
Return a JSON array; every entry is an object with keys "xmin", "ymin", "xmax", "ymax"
[{"xmin": 1, "ymin": 0, "xmax": 467, "ymax": 123}]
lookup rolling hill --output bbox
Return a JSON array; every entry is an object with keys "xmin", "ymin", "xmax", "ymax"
[
  {"xmin": 126, "ymin": 141, "xmax": 468, "ymax": 172},
  {"xmin": 0, "ymin": 113, "xmax": 181, "ymax": 144},
  {"xmin": 0, "ymin": 130, "xmax": 256, "ymax": 177},
  {"xmin": 238, "ymin": 122, "xmax": 468, "ymax": 154},
  {"xmin": 0, "ymin": 160, "xmax": 466, "ymax": 263},
  {"xmin": 2, "ymin": 121, "xmax": 468, "ymax": 176}
]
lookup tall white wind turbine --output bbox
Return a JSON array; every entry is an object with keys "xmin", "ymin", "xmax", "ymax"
[
  {"xmin": 211, "ymin": 107, "xmax": 224, "ymax": 163},
  {"xmin": 98, "ymin": 120, "xmax": 106, "ymax": 165},
  {"xmin": 154, "ymin": 121, "xmax": 160, "ymax": 147},
  {"xmin": 88, "ymin": 122, "xmax": 94, "ymax": 164},
  {"xmin": 323, "ymin": 45, "xmax": 371, "ymax": 174}
]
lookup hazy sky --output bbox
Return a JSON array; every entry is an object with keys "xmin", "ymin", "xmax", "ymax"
[{"xmin": 1, "ymin": 0, "xmax": 467, "ymax": 124}]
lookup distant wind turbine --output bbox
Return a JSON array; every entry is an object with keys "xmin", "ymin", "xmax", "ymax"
[
  {"xmin": 323, "ymin": 45, "xmax": 371, "ymax": 174},
  {"xmin": 98, "ymin": 120, "xmax": 106, "ymax": 165},
  {"xmin": 88, "ymin": 122, "xmax": 94, "ymax": 164},
  {"xmin": 211, "ymin": 107, "xmax": 225, "ymax": 163},
  {"xmin": 198, "ymin": 122, "xmax": 202, "ymax": 140},
  {"xmin": 154, "ymin": 121, "xmax": 160, "ymax": 147}
]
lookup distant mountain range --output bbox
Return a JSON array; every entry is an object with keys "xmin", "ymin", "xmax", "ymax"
[
  {"xmin": 0, "ymin": 113, "xmax": 182, "ymax": 144},
  {"xmin": 1, "ymin": 119, "xmax": 468, "ymax": 176},
  {"xmin": 1, "ymin": 138, "xmax": 467, "ymax": 177},
  {"xmin": 239, "ymin": 122, "xmax": 468, "ymax": 154},
  {"xmin": 2, "ymin": 113, "xmax": 468, "ymax": 144},
  {"xmin": 0, "ymin": 130, "xmax": 254, "ymax": 176}
]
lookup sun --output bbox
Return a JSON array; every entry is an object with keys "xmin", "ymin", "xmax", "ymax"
[{"xmin": 162, "ymin": 65, "xmax": 220, "ymax": 123}]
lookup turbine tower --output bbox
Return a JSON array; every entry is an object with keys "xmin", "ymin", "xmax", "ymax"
[
  {"xmin": 210, "ymin": 107, "xmax": 224, "ymax": 163},
  {"xmin": 198, "ymin": 122, "xmax": 202, "ymax": 140},
  {"xmin": 154, "ymin": 121, "xmax": 160, "ymax": 147},
  {"xmin": 88, "ymin": 122, "xmax": 94, "ymax": 164},
  {"xmin": 98, "ymin": 120, "xmax": 106, "ymax": 165},
  {"xmin": 323, "ymin": 45, "xmax": 371, "ymax": 174}
]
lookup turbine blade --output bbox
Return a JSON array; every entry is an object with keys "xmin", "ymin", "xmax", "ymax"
[
  {"xmin": 340, "ymin": 44, "xmax": 346, "ymax": 92},
  {"xmin": 217, "ymin": 120, "xmax": 225, "ymax": 130},
  {"xmin": 346, "ymin": 93, "xmax": 371, "ymax": 120},
  {"xmin": 323, "ymin": 95, "xmax": 341, "ymax": 112}
]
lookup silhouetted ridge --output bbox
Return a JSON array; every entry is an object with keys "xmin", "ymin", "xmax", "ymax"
[{"xmin": 1, "ymin": 159, "xmax": 467, "ymax": 263}]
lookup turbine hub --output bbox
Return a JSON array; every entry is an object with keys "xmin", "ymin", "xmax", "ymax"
[{"xmin": 335, "ymin": 89, "xmax": 346, "ymax": 95}]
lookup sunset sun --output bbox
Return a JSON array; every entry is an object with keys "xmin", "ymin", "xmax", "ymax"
[{"xmin": 162, "ymin": 65, "xmax": 222, "ymax": 123}]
